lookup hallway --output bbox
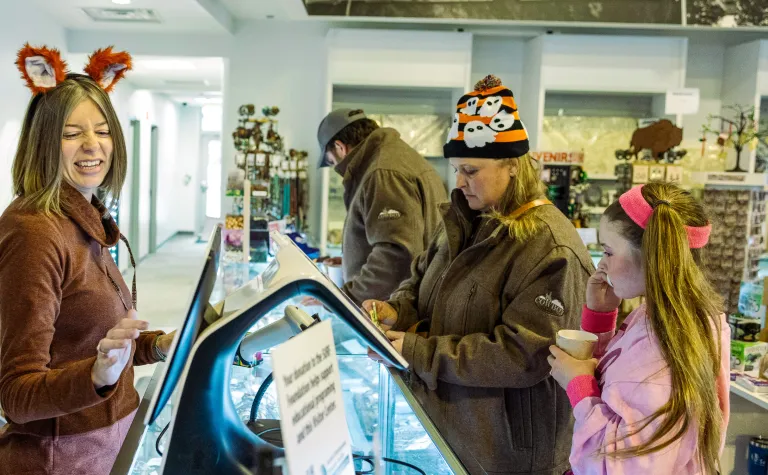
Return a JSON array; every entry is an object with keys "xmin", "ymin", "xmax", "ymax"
[{"xmin": 128, "ymin": 234, "xmax": 208, "ymax": 385}]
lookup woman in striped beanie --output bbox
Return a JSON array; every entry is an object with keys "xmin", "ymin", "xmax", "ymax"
[{"xmin": 366, "ymin": 75, "xmax": 594, "ymax": 474}]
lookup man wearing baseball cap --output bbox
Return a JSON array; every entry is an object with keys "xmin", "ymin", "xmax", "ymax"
[{"xmin": 317, "ymin": 109, "xmax": 447, "ymax": 305}]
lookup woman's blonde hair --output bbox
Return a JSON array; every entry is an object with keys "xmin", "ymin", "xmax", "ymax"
[
  {"xmin": 603, "ymin": 182, "xmax": 723, "ymax": 474},
  {"xmin": 488, "ymin": 153, "xmax": 547, "ymax": 241},
  {"xmin": 12, "ymin": 74, "xmax": 127, "ymax": 215}
]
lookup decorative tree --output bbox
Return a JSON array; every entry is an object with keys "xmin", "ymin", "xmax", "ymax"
[
  {"xmin": 735, "ymin": 0, "xmax": 768, "ymax": 26},
  {"xmin": 702, "ymin": 105, "xmax": 768, "ymax": 173},
  {"xmin": 686, "ymin": 0, "xmax": 726, "ymax": 25}
]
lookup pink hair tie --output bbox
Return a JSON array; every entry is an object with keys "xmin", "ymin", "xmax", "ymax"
[{"xmin": 618, "ymin": 185, "xmax": 711, "ymax": 249}]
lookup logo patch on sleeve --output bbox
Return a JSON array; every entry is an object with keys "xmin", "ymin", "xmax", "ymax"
[
  {"xmin": 378, "ymin": 208, "xmax": 402, "ymax": 221},
  {"xmin": 535, "ymin": 293, "xmax": 565, "ymax": 316}
]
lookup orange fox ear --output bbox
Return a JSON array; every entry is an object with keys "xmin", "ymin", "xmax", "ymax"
[
  {"xmin": 16, "ymin": 43, "xmax": 67, "ymax": 95},
  {"xmin": 84, "ymin": 47, "xmax": 132, "ymax": 93}
]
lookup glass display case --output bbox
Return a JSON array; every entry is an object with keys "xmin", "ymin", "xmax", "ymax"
[{"xmin": 112, "ymin": 261, "xmax": 466, "ymax": 475}]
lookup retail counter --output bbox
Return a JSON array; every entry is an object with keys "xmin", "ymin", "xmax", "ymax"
[{"xmin": 111, "ymin": 261, "xmax": 467, "ymax": 475}]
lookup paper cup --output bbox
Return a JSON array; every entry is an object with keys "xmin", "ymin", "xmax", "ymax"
[
  {"xmin": 326, "ymin": 264, "xmax": 344, "ymax": 288},
  {"xmin": 557, "ymin": 330, "xmax": 598, "ymax": 360}
]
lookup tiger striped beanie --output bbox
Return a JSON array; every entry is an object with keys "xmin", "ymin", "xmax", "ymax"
[{"xmin": 443, "ymin": 74, "xmax": 529, "ymax": 159}]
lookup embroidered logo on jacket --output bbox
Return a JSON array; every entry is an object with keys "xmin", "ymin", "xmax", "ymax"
[
  {"xmin": 378, "ymin": 208, "xmax": 402, "ymax": 221},
  {"xmin": 535, "ymin": 293, "xmax": 565, "ymax": 316}
]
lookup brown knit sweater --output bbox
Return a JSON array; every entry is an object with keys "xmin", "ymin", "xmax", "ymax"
[{"xmin": 0, "ymin": 184, "xmax": 162, "ymax": 441}]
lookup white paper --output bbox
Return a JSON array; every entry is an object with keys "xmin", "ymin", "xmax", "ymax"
[
  {"xmin": 665, "ymin": 88, "xmax": 700, "ymax": 115},
  {"xmin": 271, "ymin": 320, "xmax": 354, "ymax": 475},
  {"xmin": 632, "ymin": 164, "xmax": 650, "ymax": 184},
  {"xmin": 649, "ymin": 165, "xmax": 666, "ymax": 182},
  {"xmin": 666, "ymin": 166, "xmax": 683, "ymax": 183},
  {"xmin": 576, "ymin": 228, "xmax": 598, "ymax": 246}
]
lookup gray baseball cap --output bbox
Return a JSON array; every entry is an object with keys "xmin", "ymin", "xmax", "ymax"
[{"xmin": 317, "ymin": 108, "xmax": 367, "ymax": 167}]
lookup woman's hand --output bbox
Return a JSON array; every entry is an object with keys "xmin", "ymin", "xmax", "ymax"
[
  {"xmin": 547, "ymin": 346, "xmax": 598, "ymax": 391},
  {"xmin": 366, "ymin": 330, "xmax": 405, "ymax": 366},
  {"xmin": 361, "ymin": 300, "xmax": 398, "ymax": 332},
  {"xmin": 91, "ymin": 309, "xmax": 148, "ymax": 390},
  {"xmin": 155, "ymin": 331, "xmax": 176, "ymax": 355},
  {"xmin": 586, "ymin": 267, "xmax": 621, "ymax": 313},
  {"xmin": 300, "ymin": 296, "xmax": 324, "ymax": 308},
  {"xmin": 385, "ymin": 331, "xmax": 405, "ymax": 355}
]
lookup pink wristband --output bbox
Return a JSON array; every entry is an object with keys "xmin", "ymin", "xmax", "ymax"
[
  {"xmin": 566, "ymin": 374, "xmax": 600, "ymax": 407},
  {"xmin": 581, "ymin": 305, "xmax": 618, "ymax": 334}
]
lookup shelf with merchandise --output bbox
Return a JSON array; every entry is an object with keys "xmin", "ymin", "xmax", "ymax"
[{"xmin": 230, "ymin": 105, "xmax": 310, "ymax": 263}]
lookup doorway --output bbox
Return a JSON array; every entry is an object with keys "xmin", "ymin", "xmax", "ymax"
[{"xmin": 197, "ymin": 133, "xmax": 221, "ymax": 240}]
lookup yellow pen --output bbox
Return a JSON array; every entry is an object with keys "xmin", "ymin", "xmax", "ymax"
[{"xmin": 371, "ymin": 301, "xmax": 379, "ymax": 327}]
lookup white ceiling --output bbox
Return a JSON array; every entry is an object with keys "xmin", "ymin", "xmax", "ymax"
[
  {"xmin": 35, "ymin": 0, "xmax": 226, "ymax": 33},
  {"xmin": 68, "ymin": 53, "xmax": 224, "ymax": 103},
  {"xmin": 219, "ymin": 0, "xmax": 306, "ymax": 20},
  {"xmin": 33, "ymin": 0, "xmax": 308, "ymax": 33}
]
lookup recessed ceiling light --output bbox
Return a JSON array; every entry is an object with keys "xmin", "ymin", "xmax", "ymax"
[{"xmin": 112, "ymin": 0, "xmax": 131, "ymax": 4}]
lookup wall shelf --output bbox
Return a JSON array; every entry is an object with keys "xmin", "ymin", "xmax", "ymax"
[
  {"xmin": 731, "ymin": 383, "xmax": 768, "ymax": 411},
  {"xmin": 589, "ymin": 174, "xmax": 618, "ymax": 181},
  {"xmin": 690, "ymin": 172, "xmax": 768, "ymax": 188}
]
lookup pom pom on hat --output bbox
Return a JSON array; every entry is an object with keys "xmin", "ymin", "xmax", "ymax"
[{"xmin": 474, "ymin": 74, "xmax": 503, "ymax": 92}]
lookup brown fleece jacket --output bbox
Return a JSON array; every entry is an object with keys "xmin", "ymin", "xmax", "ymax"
[{"xmin": 0, "ymin": 183, "xmax": 162, "ymax": 441}]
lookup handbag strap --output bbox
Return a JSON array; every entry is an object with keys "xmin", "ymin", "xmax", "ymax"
[{"xmin": 506, "ymin": 198, "xmax": 553, "ymax": 220}]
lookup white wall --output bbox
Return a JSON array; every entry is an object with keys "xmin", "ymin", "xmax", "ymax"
[
  {"xmin": 0, "ymin": 8, "xmax": 67, "ymax": 213},
  {"xmin": 519, "ymin": 36, "xmax": 545, "ymax": 150},
  {"xmin": 721, "ymin": 41, "xmax": 762, "ymax": 172},
  {"xmin": 328, "ymin": 29, "xmax": 472, "ymax": 89},
  {"xmin": 155, "ymin": 98, "xmax": 181, "ymax": 247},
  {"xmin": 756, "ymin": 40, "xmax": 768, "ymax": 98},
  {"xmin": 471, "ymin": 36, "xmax": 525, "ymax": 105},
  {"xmin": 541, "ymin": 35, "xmax": 687, "ymax": 94},
  {"xmin": 683, "ymin": 41, "xmax": 726, "ymax": 145}
]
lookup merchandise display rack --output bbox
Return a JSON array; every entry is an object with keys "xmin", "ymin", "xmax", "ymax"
[
  {"xmin": 225, "ymin": 105, "xmax": 309, "ymax": 264},
  {"xmin": 703, "ymin": 187, "xmax": 766, "ymax": 315},
  {"xmin": 699, "ymin": 173, "xmax": 768, "ymax": 316}
]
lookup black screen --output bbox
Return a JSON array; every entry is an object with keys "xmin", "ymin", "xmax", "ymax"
[{"xmin": 145, "ymin": 225, "xmax": 221, "ymax": 425}]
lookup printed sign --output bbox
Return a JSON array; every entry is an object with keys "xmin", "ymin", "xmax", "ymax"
[
  {"xmin": 632, "ymin": 164, "xmax": 650, "ymax": 184},
  {"xmin": 271, "ymin": 320, "xmax": 355, "ymax": 475},
  {"xmin": 665, "ymin": 88, "xmax": 700, "ymax": 115},
  {"xmin": 530, "ymin": 151, "xmax": 585, "ymax": 164}
]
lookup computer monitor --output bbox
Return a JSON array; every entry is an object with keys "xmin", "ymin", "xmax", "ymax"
[{"xmin": 145, "ymin": 224, "xmax": 222, "ymax": 425}]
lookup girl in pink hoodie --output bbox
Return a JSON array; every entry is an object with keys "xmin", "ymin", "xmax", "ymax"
[{"xmin": 548, "ymin": 182, "xmax": 730, "ymax": 475}]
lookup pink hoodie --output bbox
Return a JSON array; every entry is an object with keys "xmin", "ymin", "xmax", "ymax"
[{"xmin": 565, "ymin": 304, "xmax": 731, "ymax": 474}]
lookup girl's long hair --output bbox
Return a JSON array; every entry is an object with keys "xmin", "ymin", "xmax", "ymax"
[{"xmin": 603, "ymin": 182, "xmax": 723, "ymax": 474}]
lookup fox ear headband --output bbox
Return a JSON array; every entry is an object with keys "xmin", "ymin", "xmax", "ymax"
[{"xmin": 16, "ymin": 44, "xmax": 132, "ymax": 95}]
